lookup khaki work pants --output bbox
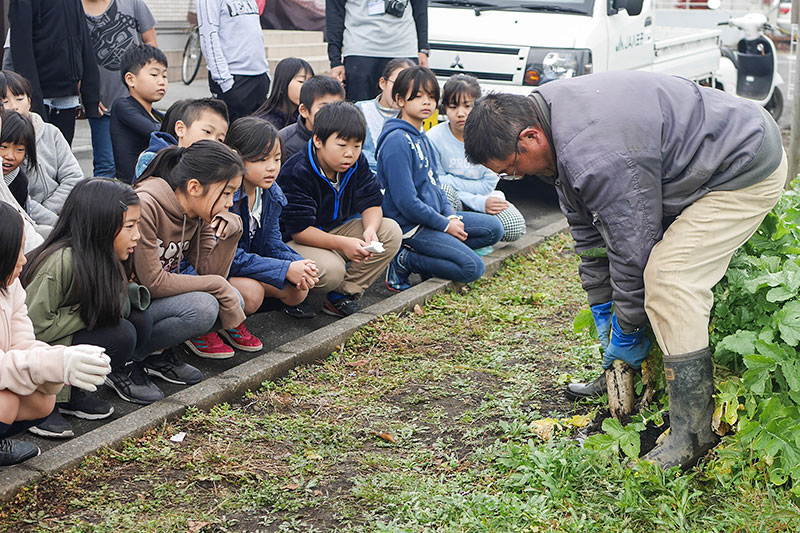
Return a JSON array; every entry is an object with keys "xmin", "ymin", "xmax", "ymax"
[
  {"xmin": 644, "ymin": 151, "xmax": 788, "ymax": 356},
  {"xmin": 289, "ymin": 217, "xmax": 402, "ymax": 297}
]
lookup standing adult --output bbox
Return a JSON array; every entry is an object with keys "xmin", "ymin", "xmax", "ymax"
[
  {"xmin": 8, "ymin": 0, "xmax": 101, "ymax": 145},
  {"xmin": 463, "ymin": 71, "xmax": 787, "ymax": 470},
  {"xmin": 326, "ymin": 0, "xmax": 429, "ymax": 102},
  {"xmin": 82, "ymin": 0, "xmax": 157, "ymax": 179},
  {"xmin": 196, "ymin": 0, "xmax": 270, "ymax": 123}
]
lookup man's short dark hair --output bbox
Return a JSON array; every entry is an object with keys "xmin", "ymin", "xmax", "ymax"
[
  {"xmin": 119, "ymin": 44, "xmax": 168, "ymax": 86},
  {"xmin": 299, "ymin": 76, "xmax": 345, "ymax": 110},
  {"xmin": 464, "ymin": 93, "xmax": 540, "ymax": 166},
  {"xmin": 313, "ymin": 101, "xmax": 366, "ymax": 144},
  {"xmin": 182, "ymin": 98, "xmax": 229, "ymax": 127}
]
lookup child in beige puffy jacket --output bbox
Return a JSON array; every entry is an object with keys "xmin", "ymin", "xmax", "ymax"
[{"xmin": 0, "ymin": 202, "xmax": 110, "ymax": 466}]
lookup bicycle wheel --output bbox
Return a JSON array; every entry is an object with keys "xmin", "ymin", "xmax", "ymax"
[{"xmin": 182, "ymin": 27, "xmax": 202, "ymax": 85}]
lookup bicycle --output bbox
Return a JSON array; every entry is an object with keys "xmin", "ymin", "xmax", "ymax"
[{"xmin": 182, "ymin": 24, "xmax": 202, "ymax": 85}]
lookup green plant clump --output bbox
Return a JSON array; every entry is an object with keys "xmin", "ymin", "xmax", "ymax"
[{"xmin": 709, "ymin": 183, "xmax": 800, "ymax": 493}]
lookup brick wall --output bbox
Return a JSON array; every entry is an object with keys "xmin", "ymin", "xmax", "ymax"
[{"xmin": 144, "ymin": 0, "xmax": 192, "ymax": 23}]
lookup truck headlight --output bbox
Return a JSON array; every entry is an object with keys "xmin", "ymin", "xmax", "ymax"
[{"xmin": 524, "ymin": 48, "xmax": 592, "ymax": 86}]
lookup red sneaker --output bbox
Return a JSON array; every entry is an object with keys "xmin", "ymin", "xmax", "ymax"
[
  {"xmin": 184, "ymin": 332, "xmax": 235, "ymax": 360},
  {"xmin": 220, "ymin": 322, "xmax": 263, "ymax": 352}
]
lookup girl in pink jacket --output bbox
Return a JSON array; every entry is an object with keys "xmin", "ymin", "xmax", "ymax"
[{"xmin": 0, "ymin": 203, "xmax": 111, "ymax": 466}]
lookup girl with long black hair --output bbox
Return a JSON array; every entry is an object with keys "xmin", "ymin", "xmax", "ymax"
[
  {"xmin": 22, "ymin": 179, "xmax": 153, "ymax": 440},
  {"xmin": 254, "ymin": 58, "xmax": 313, "ymax": 130},
  {"xmin": 1, "ymin": 202, "xmax": 110, "ymax": 461},
  {"xmin": 133, "ymin": 140, "xmax": 262, "ymax": 368}
]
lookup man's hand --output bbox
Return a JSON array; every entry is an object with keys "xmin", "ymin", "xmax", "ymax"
[
  {"xmin": 485, "ymin": 196, "xmax": 509, "ymax": 215},
  {"xmin": 340, "ymin": 237, "xmax": 372, "ymax": 262},
  {"xmin": 99, "ymin": 101, "xmax": 108, "ymax": 116},
  {"xmin": 418, "ymin": 52, "xmax": 429, "ymax": 67},
  {"xmin": 445, "ymin": 218, "xmax": 468, "ymax": 241},
  {"xmin": 331, "ymin": 65, "xmax": 346, "ymax": 83},
  {"xmin": 602, "ymin": 315, "xmax": 652, "ymax": 369}
]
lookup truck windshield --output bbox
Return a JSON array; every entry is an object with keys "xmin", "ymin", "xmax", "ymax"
[{"xmin": 431, "ymin": 0, "xmax": 593, "ymax": 15}]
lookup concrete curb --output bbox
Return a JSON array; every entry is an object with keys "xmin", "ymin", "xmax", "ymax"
[{"xmin": 0, "ymin": 217, "xmax": 569, "ymax": 501}]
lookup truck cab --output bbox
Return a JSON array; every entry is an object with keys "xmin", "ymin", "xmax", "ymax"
[{"xmin": 427, "ymin": 0, "xmax": 722, "ymax": 94}]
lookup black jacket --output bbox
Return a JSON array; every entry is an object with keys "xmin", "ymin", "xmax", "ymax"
[
  {"xmin": 277, "ymin": 139, "xmax": 384, "ymax": 240},
  {"xmin": 9, "ymin": 0, "xmax": 101, "ymax": 118},
  {"xmin": 110, "ymin": 96, "xmax": 164, "ymax": 184},
  {"xmin": 278, "ymin": 115, "xmax": 312, "ymax": 164}
]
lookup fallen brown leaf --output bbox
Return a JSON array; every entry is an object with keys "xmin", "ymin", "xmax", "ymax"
[
  {"xmin": 413, "ymin": 304, "xmax": 425, "ymax": 315},
  {"xmin": 372, "ymin": 431, "xmax": 397, "ymax": 443},
  {"xmin": 188, "ymin": 520, "xmax": 212, "ymax": 533},
  {"xmin": 282, "ymin": 483, "xmax": 300, "ymax": 490}
]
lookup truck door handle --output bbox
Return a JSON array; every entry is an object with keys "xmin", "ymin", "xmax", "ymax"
[{"xmin": 644, "ymin": 16, "xmax": 652, "ymax": 26}]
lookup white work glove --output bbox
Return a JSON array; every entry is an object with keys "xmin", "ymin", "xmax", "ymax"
[{"xmin": 62, "ymin": 345, "xmax": 112, "ymax": 392}]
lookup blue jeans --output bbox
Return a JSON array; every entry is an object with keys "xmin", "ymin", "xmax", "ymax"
[
  {"xmin": 402, "ymin": 211, "xmax": 504, "ymax": 283},
  {"xmin": 88, "ymin": 115, "xmax": 115, "ymax": 178}
]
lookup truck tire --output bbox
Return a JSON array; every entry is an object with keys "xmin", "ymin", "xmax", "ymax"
[{"xmin": 765, "ymin": 86, "xmax": 783, "ymax": 122}]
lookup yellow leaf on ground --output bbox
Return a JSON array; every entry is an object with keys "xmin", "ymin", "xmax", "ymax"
[
  {"xmin": 530, "ymin": 418, "xmax": 560, "ymax": 441},
  {"xmin": 563, "ymin": 414, "xmax": 592, "ymax": 428}
]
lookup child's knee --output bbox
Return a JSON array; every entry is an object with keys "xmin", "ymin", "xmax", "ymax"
[
  {"xmin": 27, "ymin": 392, "xmax": 56, "ymax": 420},
  {"xmin": 461, "ymin": 255, "xmax": 486, "ymax": 283},
  {"xmin": 378, "ymin": 218, "xmax": 403, "ymax": 253},
  {"xmin": 186, "ymin": 292, "xmax": 220, "ymax": 330}
]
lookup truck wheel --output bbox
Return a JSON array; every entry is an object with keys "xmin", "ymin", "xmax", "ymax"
[{"xmin": 765, "ymin": 86, "xmax": 783, "ymax": 122}]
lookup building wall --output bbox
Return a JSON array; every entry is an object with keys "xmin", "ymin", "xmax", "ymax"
[{"xmin": 145, "ymin": 0, "xmax": 192, "ymax": 23}]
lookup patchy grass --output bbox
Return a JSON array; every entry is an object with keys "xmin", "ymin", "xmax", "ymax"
[{"xmin": 2, "ymin": 234, "xmax": 800, "ymax": 532}]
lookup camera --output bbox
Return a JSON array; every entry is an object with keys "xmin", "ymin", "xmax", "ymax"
[{"xmin": 385, "ymin": 0, "xmax": 408, "ymax": 17}]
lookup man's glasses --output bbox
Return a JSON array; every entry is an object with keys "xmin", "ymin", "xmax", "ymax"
[{"xmin": 498, "ymin": 134, "xmax": 524, "ymax": 181}]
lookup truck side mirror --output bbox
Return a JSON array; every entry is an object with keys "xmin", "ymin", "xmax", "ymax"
[{"xmin": 613, "ymin": 0, "xmax": 644, "ymax": 16}]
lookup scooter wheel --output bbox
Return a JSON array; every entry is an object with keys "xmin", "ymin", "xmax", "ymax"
[{"xmin": 766, "ymin": 86, "xmax": 783, "ymax": 122}]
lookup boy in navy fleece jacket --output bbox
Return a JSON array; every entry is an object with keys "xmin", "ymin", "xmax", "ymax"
[{"xmin": 277, "ymin": 101, "xmax": 401, "ymax": 318}]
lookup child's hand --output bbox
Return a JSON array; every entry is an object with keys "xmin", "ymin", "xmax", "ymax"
[
  {"xmin": 363, "ymin": 228, "xmax": 379, "ymax": 245},
  {"xmin": 210, "ymin": 215, "xmax": 230, "ymax": 239},
  {"xmin": 287, "ymin": 259, "xmax": 318, "ymax": 286},
  {"xmin": 485, "ymin": 196, "xmax": 509, "ymax": 215},
  {"xmin": 445, "ymin": 218, "xmax": 468, "ymax": 241},
  {"xmin": 341, "ymin": 237, "xmax": 373, "ymax": 263}
]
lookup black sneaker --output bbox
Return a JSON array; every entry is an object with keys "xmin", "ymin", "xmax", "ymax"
[
  {"xmin": 58, "ymin": 388, "xmax": 114, "ymax": 420},
  {"xmin": 0, "ymin": 439, "xmax": 40, "ymax": 466},
  {"xmin": 28, "ymin": 411, "xmax": 73, "ymax": 439},
  {"xmin": 105, "ymin": 363, "xmax": 165, "ymax": 405},
  {"xmin": 283, "ymin": 298, "xmax": 317, "ymax": 319},
  {"xmin": 144, "ymin": 349, "xmax": 203, "ymax": 385},
  {"xmin": 322, "ymin": 295, "xmax": 362, "ymax": 317}
]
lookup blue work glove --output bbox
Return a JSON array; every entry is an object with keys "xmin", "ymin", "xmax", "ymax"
[
  {"xmin": 590, "ymin": 301, "xmax": 613, "ymax": 351},
  {"xmin": 602, "ymin": 314, "xmax": 652, "ymax": 370}
]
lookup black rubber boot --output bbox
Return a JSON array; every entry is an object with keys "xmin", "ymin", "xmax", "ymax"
[
  {"xmin": 642, "ymin": 348, "xmax": 719, "ymax": 469},
  {"xmin": 565, "ymin": 371, "xmax": 607, "ymax": 399}
]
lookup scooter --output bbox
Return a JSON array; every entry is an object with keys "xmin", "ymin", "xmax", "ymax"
[{"xmin": 716, "ymin": 12, "xmax": 784, "ymax": 121}]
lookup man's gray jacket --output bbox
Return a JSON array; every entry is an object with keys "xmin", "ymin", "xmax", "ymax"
[{"xmin": 530, "ymin": 70, "xmax": 782, "ymax": 332}]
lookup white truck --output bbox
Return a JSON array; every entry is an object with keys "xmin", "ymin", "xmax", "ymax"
[{"xmin": 426, "ymin": 0, "xmax": 723, "ymax": 94}]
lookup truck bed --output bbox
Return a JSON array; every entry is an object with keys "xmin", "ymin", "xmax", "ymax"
[{"xmin": 650, "ymin": 26, "xmax": 722, "ymax": 81}]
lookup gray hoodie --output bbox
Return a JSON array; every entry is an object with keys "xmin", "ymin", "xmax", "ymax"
[
  {"xmin": 26, "ymin": 112, "xmax": 84, "ymax": 227},
  {"xmin": 531, "ymin": 71, "xmax": 782, "ymax": 332}
]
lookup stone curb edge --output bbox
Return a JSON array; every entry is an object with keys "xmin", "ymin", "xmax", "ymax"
[{"xmin": 0, "ymin": 217, "xmax": 569, "ymax": 501}]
